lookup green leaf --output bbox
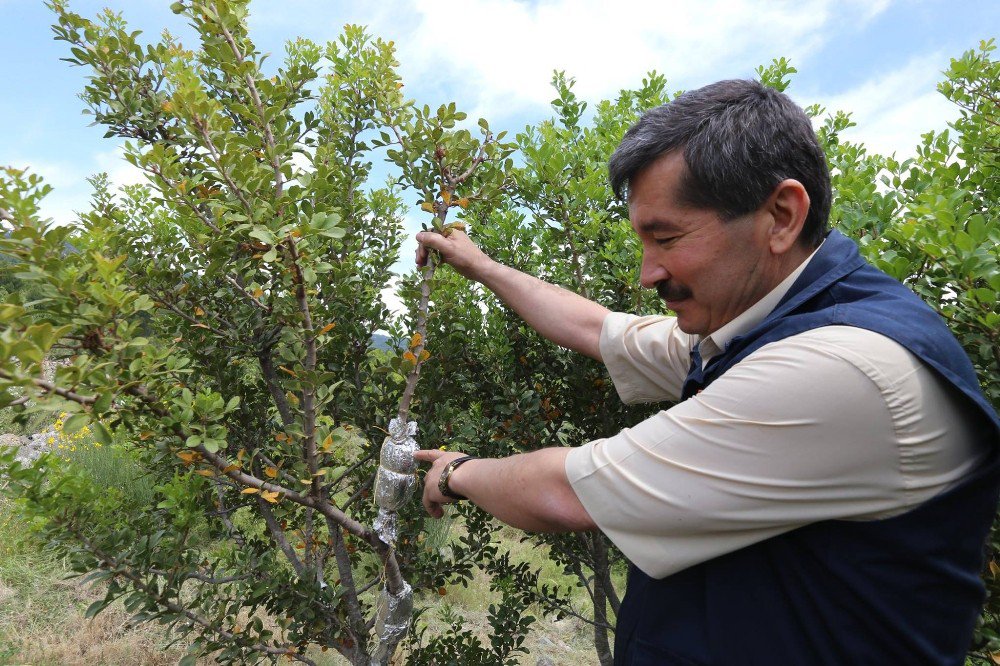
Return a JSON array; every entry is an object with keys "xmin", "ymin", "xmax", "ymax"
[
  {"xmin": 62, "ymin": 413, "xmax": 90, "ymax": 436},
  {"xmin": 248, "ymin": 227, "xmax": 275, "ymax": 245},
  {"xmin": 84, "ymin": 598, "xmax": 111, "ymax": 619},
  {"xmin": 0, "ymin": 304, "xmax": 25, "ymax": 322},
  {"xmin": 92, "ymin": 421, "xmax": 113, "ymax": 446}
]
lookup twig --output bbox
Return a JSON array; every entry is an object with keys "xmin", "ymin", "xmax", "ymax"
[
  {"xmin": 148, "ymin": 567, "xmax": 251, "ymax": 585},
  {"xmin": 327, "ymin": 518, "xmax": 369, "ymax": 655},
  {"xmin": 0, "ymin": 370, "xmax": 97, "ymax": 405},
  {"xmin": 218, "ymin": 21, "xmax": 284, "ymax": 200},
  {"xmin": 257, "ymin": 495, "xmax": 306, "ymax": 576}
]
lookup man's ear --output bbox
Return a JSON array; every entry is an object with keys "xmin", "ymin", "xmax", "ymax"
[{"xmin": 764, "ymin": 179, "xmax": 810, "ymax": 255}]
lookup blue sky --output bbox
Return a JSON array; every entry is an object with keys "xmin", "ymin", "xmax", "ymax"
[{"xmin": 2, "ymin": 0, "xmax": 997, "ymax": 239}]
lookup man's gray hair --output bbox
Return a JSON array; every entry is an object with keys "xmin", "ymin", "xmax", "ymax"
[{"xmin": 608, "ymin": 79, "xmax": 831, "ymax": 247}]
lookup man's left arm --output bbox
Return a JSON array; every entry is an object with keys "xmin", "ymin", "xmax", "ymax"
[{"xmin": 414, "ymin": 447, "xmax": 596, "ymax": 533}]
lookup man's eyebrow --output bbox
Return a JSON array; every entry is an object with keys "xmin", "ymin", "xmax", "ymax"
[{"xmin": 635, "ymin": 218, "xmax": 682, "ymax": 234}]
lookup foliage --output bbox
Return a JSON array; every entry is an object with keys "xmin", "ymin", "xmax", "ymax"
[
  {"xmin": 421, "ymin": 71, "xmax": 672, "ymax": 666},
  {"xmin": 0, "ymin": 1, "xmax": 520, "ymax": 664},
  {"xmin": 1, "ymin": 2, "xmax": 997, "ymax": 662},
  {"xmin": 419, "ymin": 49, "xmax": 1000, "ymax": 665}
]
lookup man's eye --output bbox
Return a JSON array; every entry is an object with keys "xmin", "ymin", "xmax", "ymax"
[{"xmin": 654, "ymin": 236, "xmax": 677, "ymax": 246}]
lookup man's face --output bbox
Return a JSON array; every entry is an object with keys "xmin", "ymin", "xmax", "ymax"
[{"xmin": 628, "ymin": 151, "xmax": 774, "ymax": 337}]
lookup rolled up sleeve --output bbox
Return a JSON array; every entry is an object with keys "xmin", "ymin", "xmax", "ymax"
[
  {"xmin": 599, "ymin": 312, "xmax": 694, "ymax": 404},
  {"xmin": 566, "ymin": 327, "xmax": 984, "ymax": 579}
]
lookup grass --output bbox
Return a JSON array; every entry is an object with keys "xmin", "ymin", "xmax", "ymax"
[
  {"xmin": 0, "ymin": 496, "xmax": 601, "ymax": 665},
  {"xmin": 0, "ymin": 495, "xmax": 198, "ymax": 666},
  {"xmin": 0, "ymin": 417, "xmax": 605, "ymax": 665}
]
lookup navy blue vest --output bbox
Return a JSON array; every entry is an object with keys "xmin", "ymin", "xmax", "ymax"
[{"xmin": 615, "ymin": 230, "xmax": 1000, "ymax": 665}]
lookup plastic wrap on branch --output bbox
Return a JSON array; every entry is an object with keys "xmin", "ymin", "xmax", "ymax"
[
  {"xmin": 373, "ymin": 417, "xmax": 417, "ymax": 544},
  {"xmin": 371, "ymin": 580, "xmax": 413, "ymax": 666}
]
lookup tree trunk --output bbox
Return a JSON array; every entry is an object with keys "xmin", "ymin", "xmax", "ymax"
[{"xmin": 591, "ymin": 534, "xmax": 615, "ymax": 666}]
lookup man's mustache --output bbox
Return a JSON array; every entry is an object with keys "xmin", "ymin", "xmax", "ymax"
[{"xmin": 656, "ymin": 280, "xmax": 692, "ymax": 301}]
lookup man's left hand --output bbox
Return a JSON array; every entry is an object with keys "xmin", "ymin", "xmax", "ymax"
[{"xmin": 414, "ymin": 449, "xmax": 469, "ymax": 518}]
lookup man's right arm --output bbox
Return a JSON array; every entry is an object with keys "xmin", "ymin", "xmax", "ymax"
[{"xmin": 416, "ymin": 229, "xmax": 610, "ymax": 361}]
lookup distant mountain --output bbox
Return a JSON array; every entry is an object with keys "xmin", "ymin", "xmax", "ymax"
[{"xmin": 371, "ymin": 333, "xmax": 393, "ymax": 351}]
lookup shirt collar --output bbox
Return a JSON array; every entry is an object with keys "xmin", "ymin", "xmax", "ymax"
[{"xmin": 697, "ymin": 241, "xmax": 824, "ymax": 366}]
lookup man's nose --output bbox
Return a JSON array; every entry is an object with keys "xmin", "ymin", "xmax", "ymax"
[{"xmin": 639, "ymin": 254, "xmax": 668, "ymax": 289}]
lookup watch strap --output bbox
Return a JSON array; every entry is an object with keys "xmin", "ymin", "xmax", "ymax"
[{"xmin": 438, "ymin": 455, "xmax": 477, "ymax": 500}]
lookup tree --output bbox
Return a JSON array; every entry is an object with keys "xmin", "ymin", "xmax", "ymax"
[
  {"xmin": 3, "ymin": 2, "xmax": 997, "ymax": 662},
  {"xmin": 420, "ymin": 50, "xmax": 1000, "ymax": 665},
  {"xmin": 0, "ymin": 2, "xmax": 522, "ymax": 664}
]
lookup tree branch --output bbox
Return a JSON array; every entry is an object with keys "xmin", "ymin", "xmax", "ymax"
[{"xmin": 256, "ymin": 495, "xmax": 306, "ymax": 576}]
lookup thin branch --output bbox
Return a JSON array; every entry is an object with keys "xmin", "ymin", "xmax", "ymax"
[
  {"xmin": 148, "ymin": 567, "xmax": 251, "ymax": 585},
  {"xmin": 257, "ymin": 495, "xmax": 306, "ymax": 576},
  {"xmin": 213, "ymin": 479, "xmax": 246, "ymax": 549},
  {"xmin": 156, "ymin": 293, "xmax": 232, "ymax": 339},
  {"xmin": 218, "ymin": 21, "xmax": 284, "ymax": 200},
  {"xmin": 224, "ymin": 274, "xmax": 272, "ymax": 313},
  {"xmin": 257, "ymin": 349, "xmax": 294, "ymax": 429},
  {"xmin": 327, "ymin": 519, "xmax": 368, "ymax": 655},
  {"xmin": 256, "ymin": 451, "xmax": 300, "ymax": 488},
  {"xmin": 0, "ymin": 370, "xmax": 97, "ymax": 405},
  {"xmin": 193, "ymin": 119, "xmax": 255, "ymax": 216}
]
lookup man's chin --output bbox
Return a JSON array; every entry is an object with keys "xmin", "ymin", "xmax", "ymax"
[{"xmin": 668, "ymin": 302, "xmax": 704, "ymax": 335}]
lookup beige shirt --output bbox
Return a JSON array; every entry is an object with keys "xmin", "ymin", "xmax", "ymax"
[{"xmin": 565, "ymin": 255, "xmax": 987, "ymax": 579}]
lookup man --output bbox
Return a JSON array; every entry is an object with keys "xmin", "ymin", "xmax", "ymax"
[{"xmin": 413, "ymin": 80, "xmax": 1000, "ymax": 664}]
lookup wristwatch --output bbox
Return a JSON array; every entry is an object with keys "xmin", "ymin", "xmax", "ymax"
[{"xmin": 438, "ymin": 455, "xmax": 478, "ymax": 500}]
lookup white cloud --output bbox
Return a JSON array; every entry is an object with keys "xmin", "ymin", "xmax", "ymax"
[
  {"xmin": 7, "ymin": 146, "xmax": 149, "ymax": 227},
  {"xmin": 93, "ymin": 146, "xmax": 150, "ymax": 189},
  {"xmin": 815, "ymin": 52, "xmax": 957, "ymax": 158},
  {"xmin": 394, "ymin": 0, "xmax": 890, "ymax": 119},
  {"xmin": 381, "ymin": 276, "xmax": 406, "ymax": 317}
]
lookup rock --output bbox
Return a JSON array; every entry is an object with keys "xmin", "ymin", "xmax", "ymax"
[
  {"xmin": 2, "ymin": 429, "xmax": 56, "ymax": 465},
  {"xmin": 535, "ymin": 657, "xmax": 556, "ymax": 666},
  {"xmin": 24, "ymin": 430, "xmax": 57, "ymax": 463},
  {"xmin": 0, "ymin": 433, "xmax": 27, "ymax": 450}
]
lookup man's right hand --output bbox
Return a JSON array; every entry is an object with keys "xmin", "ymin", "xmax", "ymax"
[
  {"xmin": 415, "ymin": 229, "xmax": 492, "ymax": 282},
  {"xmin": 413, "ymin": 226, "xmax": 609, "ymax": 361}
]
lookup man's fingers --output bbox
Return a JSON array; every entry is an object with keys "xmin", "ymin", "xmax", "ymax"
[
  {"xmin": 422, "ymin": 482, "xmax": 444, "ymax": 518},
  {"xmin": 413, "ymin": 449, "xmax": 447, "ymax": 462},
  {"xmin": 415, "ymin": 231, "xmax": 446, "ymax": 252}
]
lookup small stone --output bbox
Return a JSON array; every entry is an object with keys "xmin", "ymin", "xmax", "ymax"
[
  {"xmin": 535, "ymin": 657, "xmax": 556, "ymax": 666},
  {"xmin": 0, "ymin": 433, "xmax": 27, "ymax": 449}
]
